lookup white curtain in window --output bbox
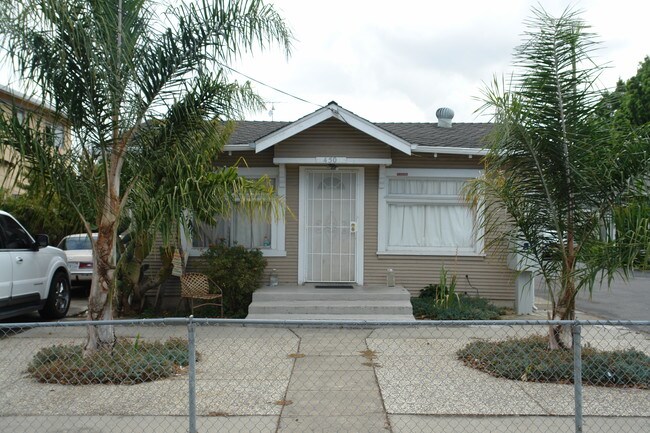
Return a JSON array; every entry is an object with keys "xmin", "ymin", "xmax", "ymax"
[
  {"xmin": 389, "ymin": 178, "xmax": 465, "ymax": 196},
  {"xmin": 232, "ymin": 212, "xmax": 272, "ymax": 249},
  {"xmin": 192, "ymin": 218, "xmax": 227, "ymax": 248},
  {"xmin": 387, "ymin": 204, "xmax": 474, "ymax": 248}
]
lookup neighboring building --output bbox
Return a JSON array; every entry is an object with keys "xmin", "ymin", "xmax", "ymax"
[
  {"xmin": 181, "ymin": 102, "xmax": 520, "ymax": 306},
  {"xmin": 0, "ymin": 84, "xmax": 68, "ymax": 195}
]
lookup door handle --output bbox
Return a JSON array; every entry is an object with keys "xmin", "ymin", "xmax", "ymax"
[
  {"xmin": 15, "ymin": 256, "xmax": 23, "ymax": 263},
  {"xmin": 350, "ymin": 221, "xmax": 357, "ymax": 233}
]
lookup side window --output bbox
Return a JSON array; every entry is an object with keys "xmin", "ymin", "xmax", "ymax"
[{"xmin": 0, "ymin": 215, "xmax": 34, "ymax": 249}]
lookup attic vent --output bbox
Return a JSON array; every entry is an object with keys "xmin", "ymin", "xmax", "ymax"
[{"xmin": 436, "ymin": 107, "xmax": 454, "ymax": 128}]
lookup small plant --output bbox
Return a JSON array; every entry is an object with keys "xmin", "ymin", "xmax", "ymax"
[
  {"xmin": 420, "ymin": 265, "xmax": 460, "ymax": 308},
  {"xmin": 458, "ymin": 335, "xmax": 650, "ymax": 389},
  {"xmin": 412, "ymin": 294, "xmax": 505, "ymax": 320},
  {"xmin": 28, "ymin": 337, "xmax": 194, "ymax": 385},
  {"xmin": 202, "ymin": 241, "xmax": 267, "ymax": 317}
]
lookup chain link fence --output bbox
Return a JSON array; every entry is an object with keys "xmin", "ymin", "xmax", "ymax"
[{"xmin": 0, "ymin": 318, "xmax": 648, "ymax": 432}]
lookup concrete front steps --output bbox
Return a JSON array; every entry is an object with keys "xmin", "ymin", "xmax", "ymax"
[{"xmin": 246, "ymin": 285, "xmax": 415, "ymax": 321}]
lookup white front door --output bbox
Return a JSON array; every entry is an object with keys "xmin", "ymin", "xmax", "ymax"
[{"xmin": 299, "ymin": 168, "xmax": 364, "ymax": 284}]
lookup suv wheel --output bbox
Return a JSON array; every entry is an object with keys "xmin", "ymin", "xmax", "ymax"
[{"xmin": 39, "ymin": 271, "xmax": 71, "ymax": 319}]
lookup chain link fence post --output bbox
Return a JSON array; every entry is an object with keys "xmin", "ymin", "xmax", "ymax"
[
  {"xmin": 187, "ymin": 316, "xmax": 197, "ymax": 433},
  {"xmin": 572, "ymin": 322, "xmax": 583, "ymax": 433}
]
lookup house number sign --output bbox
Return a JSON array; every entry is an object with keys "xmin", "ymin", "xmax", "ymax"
[{"xmin": 318, "ymin": 156, "xmax": 347, "ymax": 164}]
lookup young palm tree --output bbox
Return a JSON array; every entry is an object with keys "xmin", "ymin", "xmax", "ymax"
[
  {"xmin": 467, "ymin": 7, "xmax": 650, "ymax": 348},
  {"xmin": 0, "ymin": 0, "xmax": 291, "ymax": 353}
]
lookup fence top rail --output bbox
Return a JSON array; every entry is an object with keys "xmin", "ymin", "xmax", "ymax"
[{"xmin": 1, "ymin": 317, "xmax": 648, "ymax": 329}]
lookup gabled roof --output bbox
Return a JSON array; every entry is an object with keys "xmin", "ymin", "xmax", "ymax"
[
  {"xmin": 251, "ymin": 102, "xmax": 413, "ymax": 155},
  {"xmin": 226, "ymin": 102, "xmax": 492, "ymax": 156}
]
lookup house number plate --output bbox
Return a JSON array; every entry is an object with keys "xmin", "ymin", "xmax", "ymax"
[{"xmin": 318, "ymin": 156, "xmax": 347, "ymax": 164}]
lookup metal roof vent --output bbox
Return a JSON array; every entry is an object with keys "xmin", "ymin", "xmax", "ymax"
[{"xmin": 436, "ymin": 107, "xmax": 454, "ymax": 128}]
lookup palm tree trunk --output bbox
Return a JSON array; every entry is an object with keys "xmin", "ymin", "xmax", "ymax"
[
  {"xmin": 549, "ymin": 253, "xmax": 577, "ymax": 349},
  {"xmin": 84, "ymin": 215, "xmax": 118, "ymax": 354},
  {"xmin": 84, "ymin": 153, "xmax": 123, "ymax": 354}
]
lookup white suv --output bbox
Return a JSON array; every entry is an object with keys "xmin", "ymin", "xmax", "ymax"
[{"xmin": 0, "ymin": 210, "xmax": 71, "ymax": 320}]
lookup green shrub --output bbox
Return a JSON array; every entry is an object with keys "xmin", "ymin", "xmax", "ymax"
[
  {"xmin": 458, "ymin": 335, "xmax": 650, "ymax": 388},
  {"xmin": 28, "ymin": 338, "xmax": 193, "ymax": 385},
  {"xmin": 202, "ymin": 241, "xmax": 267, "ymax": 317},
  {"xmin": 412, "ymin": 294, "xmax": 505, "ymax": 320}
]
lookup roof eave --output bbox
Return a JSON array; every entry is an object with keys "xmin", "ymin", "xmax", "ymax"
[{"xmin": 412, "ymin": 145, "xmax": 487, "ymax": 156}]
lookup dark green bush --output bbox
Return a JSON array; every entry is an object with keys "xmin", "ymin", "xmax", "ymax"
[
  {"xmin": 458, "ymin": 335, "xmax": 650, "ymax": 388},
  {"xmin": 202, "ymin": 241, "xmax": 267, "ymax": 317},
  {"xmin": 412, "ymin": 294, "xmax": 505, "ymax": 320},
  {"xmin": 28, "ymin": 337, "xmax": 192, "ymax": 385}
]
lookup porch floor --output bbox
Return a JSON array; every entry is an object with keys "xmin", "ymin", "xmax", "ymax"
[{"xmin": 246, "ymin": 284, "xmax": 415, "ymax": 321}]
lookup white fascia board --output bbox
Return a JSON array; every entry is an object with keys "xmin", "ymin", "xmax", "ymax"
[
  {"xmin": 254, "ymin": 103, "xmax": 413, "ymax": 155},
  {"xmin": 223, "ymin": 143, "xmax": 255, "ymax": 152},
  {"xmin": 333, "ymin": 106, "xmax": 412, "ymax": 155},
  {"xmin": 412, "ymin": 145, "xmax": 487, "ymax": 156},
  {"xmin": 255, "ymin": 107, "xmax": 335, "ymax": 153},
  {"xmin": 273, "ymin": 157, "xmax": 392, "ymax": 165}
]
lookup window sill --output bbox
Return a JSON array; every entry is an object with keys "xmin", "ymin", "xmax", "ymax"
[
  {"xmin": 189, "ymin": 248, "xmax": 286, "ymax": 258},
  {"xmin": 376, "ymin": 249, "xmax": 486, "ymax": 257}
]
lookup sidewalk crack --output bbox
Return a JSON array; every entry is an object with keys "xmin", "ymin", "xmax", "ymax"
[{"xmin": 274, "ymin": 328, "xmax": 302, "ymax": 433}]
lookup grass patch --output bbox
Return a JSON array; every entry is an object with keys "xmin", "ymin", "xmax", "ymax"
[
  {"xmin": 411, "ymin": 294, "xmax": 506, "ymax": 320},
  {"xmin": 28, "ymin": 337, "xmax": 193, "ymax": 385},
  {"xmin": 458, "ymin": 335, "xmax": 650, "ymax": 389}
]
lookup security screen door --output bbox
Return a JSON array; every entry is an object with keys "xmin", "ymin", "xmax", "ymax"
[{"xmin": 305, "ymin": 170, "xmax": 358, "ymax": 282}]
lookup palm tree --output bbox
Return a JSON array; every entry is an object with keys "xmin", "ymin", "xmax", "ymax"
[
  {"xmin": 467, "ymin": 7, "xmax": 650, "ymax": 348},
  {"xmin": 115, "ymin": 116, "xmax": 282, "ymax": 314},
  {"xmin": 0, "ymin": 0, "xmax": 291, "ymax": 353}
]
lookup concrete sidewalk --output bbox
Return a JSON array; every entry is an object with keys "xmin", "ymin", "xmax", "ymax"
[{"xmin": 0, "ymin": 318, "xmax": 648, "ymax": 432}]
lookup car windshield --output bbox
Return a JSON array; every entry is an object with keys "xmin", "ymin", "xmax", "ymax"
[{"xmin": 58, "ymin": 235, "xmax": 95, "ymax": 250}]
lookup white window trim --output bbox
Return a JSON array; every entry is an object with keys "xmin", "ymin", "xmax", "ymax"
[
  {"xmin": 377, "ymin": 167, "xmax": 485, "ymax": 256},
  {"xmin": 188, "ymin": 165, "xmax": 286, "ymax": 257}
]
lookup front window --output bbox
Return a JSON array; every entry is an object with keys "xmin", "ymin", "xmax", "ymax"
[
  {"xmin": 192, "ymin": 210, "xmax": 273, "ymax": 250},
  {"xmin": 378, "ymin": 168, "xmax": 482, "ymax": 255},
  {"xmin": 189, "ymin": 167, "xmax": 286, "ymax": 257}
]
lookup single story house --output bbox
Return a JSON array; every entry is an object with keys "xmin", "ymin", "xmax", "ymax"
[{"xmin": 180, "ymin": 102, "xmax": 520, "ymax": 307}]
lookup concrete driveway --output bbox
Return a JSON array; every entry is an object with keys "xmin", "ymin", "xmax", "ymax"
[{"xmin": 536, "ymin": 270, "xmax": 649, "ymax": 321}]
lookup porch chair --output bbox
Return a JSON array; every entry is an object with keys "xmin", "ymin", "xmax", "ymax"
[{"xmin": 180, "ymin": 272, "xmax": 224, "ymax": 317}]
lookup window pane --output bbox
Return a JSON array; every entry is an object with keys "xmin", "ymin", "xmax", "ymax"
[
  {"xmin": 192, "ymin": 218, "xmax": 227, "ymax": 248},
  {"xmin": 388, "ymin": 178, "xmax": 465, "ymax": 196},
  {"xmin": 387, "ymin": 203, "xmax": 474, "ymax": 248},
  {"xmin": 232, "ymin": 212, "xmax": 272, "ymax": 249}
]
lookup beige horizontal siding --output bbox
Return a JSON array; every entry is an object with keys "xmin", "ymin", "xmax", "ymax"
[{"xmin": 275, "ymin": 118, "xmax": 391, "ymax": 159}]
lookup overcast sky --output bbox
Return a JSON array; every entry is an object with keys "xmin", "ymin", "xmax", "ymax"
[
  {"xmin": 1, "ymin": 0, "xmax": 648, "ymax": 124},
  {"xmin": 230, "ymin": 0, "xmax": 650, "ymax": 123}
]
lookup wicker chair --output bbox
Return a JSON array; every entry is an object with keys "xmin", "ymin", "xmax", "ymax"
[{"xmin": 180, "ymin": 273, "xmax": 224, "ymax": 317}]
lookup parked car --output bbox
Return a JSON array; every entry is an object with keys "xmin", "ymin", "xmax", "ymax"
[
  {"xmin": 57, "ymin": 233, "xmax": 96, "ymax": 285},
  {"xmin": 0, "ymin": 210, "xmax": 71, "ymax": 320}
]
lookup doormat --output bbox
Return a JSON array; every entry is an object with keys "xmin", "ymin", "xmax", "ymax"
[{"xmin": 314, "ymin": 285, "xmax": 354, "ymax": 289}]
